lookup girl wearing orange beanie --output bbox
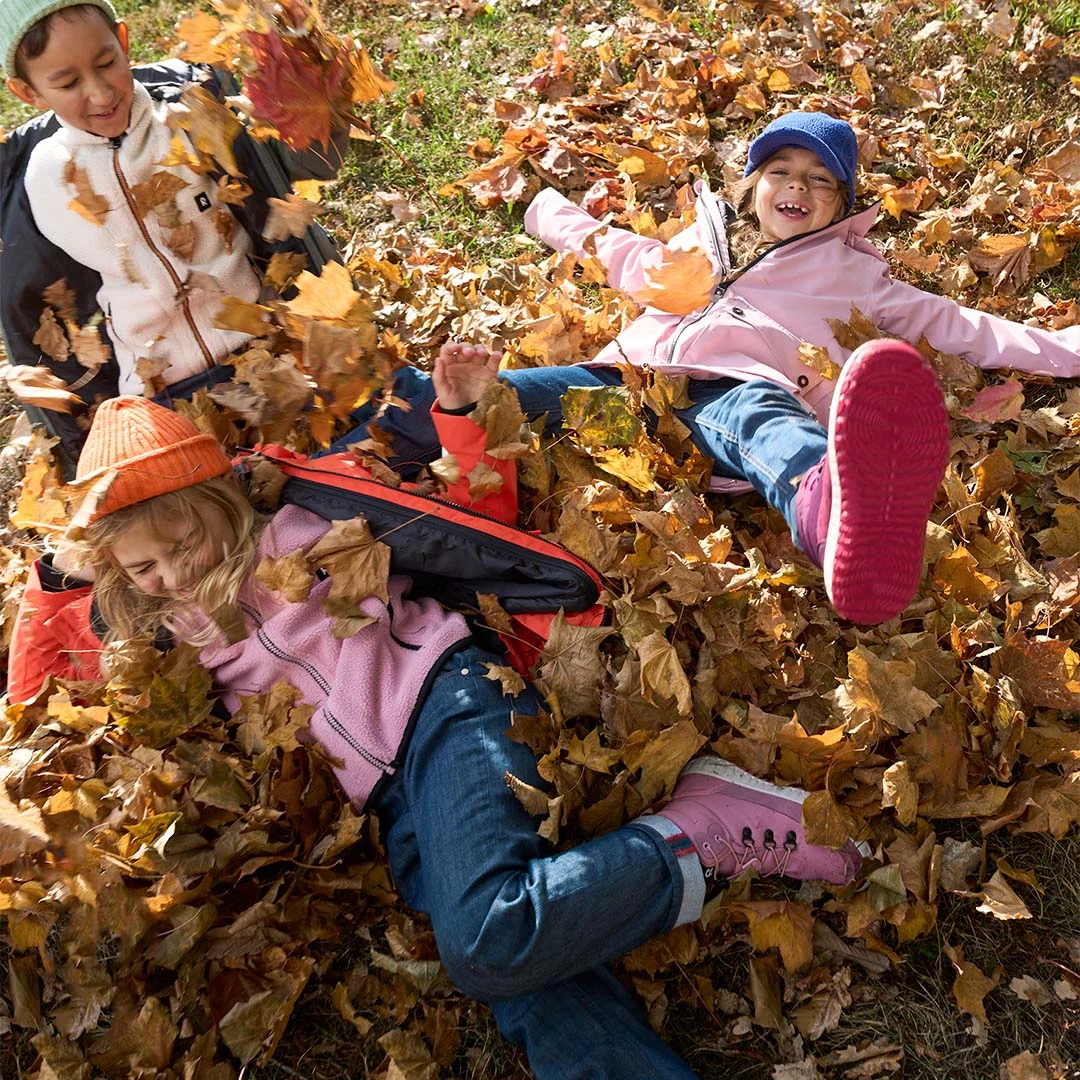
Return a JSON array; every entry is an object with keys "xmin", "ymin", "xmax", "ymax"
[{"xmin": 8, "ymin": 344, "xmax": 867, "ymax": 1079}]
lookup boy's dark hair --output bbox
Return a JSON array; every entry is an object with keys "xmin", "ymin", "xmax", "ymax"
[{"xmin": 14, "ymin": 3, "xmax": 118, "ymax": 84}]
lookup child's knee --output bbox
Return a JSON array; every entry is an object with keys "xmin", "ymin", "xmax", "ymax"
[{"xmin": 435, "ymin": 912, "xmax": 544, "ymax": 1000}]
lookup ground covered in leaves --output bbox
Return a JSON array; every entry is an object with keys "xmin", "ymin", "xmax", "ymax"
[{"xmin": 3, "ymin": 0, "xmax": 1080, "ymax": 1077}]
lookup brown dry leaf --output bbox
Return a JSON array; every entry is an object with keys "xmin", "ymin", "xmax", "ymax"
[
  {"xmin": 163, "ymin": 222, "xmax": 196, "ymax": 261},
  {"xmin": 0, "ymin": 786, "xmax": 50, "ymax": 866},
  {"xmin": 631, "ymin": 248, "xmax": 718, "ymax": 315},
  {"xmin": 263, "ymin": 194, "xmax": 324, "ymax": 242},
  {"xmin": 42, "ymin": 278, "xmax": 77, "ymax": 321},
  {"xmin": 264, "ymin": 251, "xmax": 309, "ymax": 292},
  {"xmin": 63, "ymin": 159, "xmax": 109, "ymax": 225},
  {"xmin": 831, "ymin": 644, "xmax": 939, "ymax": 741},
  {"xmin": 1001, "ymin": 1051, "xmax": 1050, "ymax": 1080},
  {"xmin": 944, "ymin": 941, "xmax": 998, "ymax": 1023},
  {"xmin": 307, "ymin": 516, "xmax": 391, "ymax": 606},
  {"xmin": 826, "ymin": 305, "xmax": 884, "ymax": 352},
  {"xmin": 255, "ymin": 551, "xmax": 314, "ymax": 602},
  {"xmin": 470, "ymin": 378, "xmax": 532, "ymax": 460},
  {"xmin": 726, "ymin": 900, "xmax": 815, "ymax": 972},
  {"xmin": 3, "ymin": 364, "xmax": 78, "ymax": 412},
  {"xmin": 881, "ymin": 760, "xmax": 918, "ymax": 826},
  {"xmin": 129, "ymin": 171, "xmax": 189, "ymax": 219},
  {"xmin": 537, "ymin": 611, "xmax": 614, "ymax": 719},
  {"xmin": 32, "ymin": 308, "xmax": 71, "ymax": 362},
  {"xmin": 216, "ymin": 175, "xmax": 253, "ymax": 206},
  {"xmin": 975, "ymin": 870, "xmax": 1032, "ymax": 920},
  {"xmin": 172, "ymin": 85, "xmax": 243, "ymax": 177},
  {"xmin": 802, "ymin": 790, "xmax": 864, "ymax": 849},
  {"xmin": 483, "ymin": 662, "xmax": 526, "ymax": 697},
  {"xmin": 968, "ymin": 233, "xmax": 1032, "ymax": 293},
  {"xmin": 70, "ymin": 324, "xmax": 111, "ymax": 372},
  {"xmin": 636, "ymin": 631, "xmax": 692, "ymax": 715},
  {"xmin": 214, "ymin": 296, "xmax": 275, "ymax": 337}
]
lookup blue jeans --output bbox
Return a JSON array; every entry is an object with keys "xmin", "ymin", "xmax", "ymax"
[
  {"xmin": 371, "ymin": 644, "xmax": 702, "ymax": 1079},
  {"xmin": 333, "ymin": 365, "xmax": 827, "ymax": 542}
]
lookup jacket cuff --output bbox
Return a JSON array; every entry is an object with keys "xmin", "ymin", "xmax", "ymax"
[{"xmin": 37, "ymin": 553, "xmax": 92, "ymax": 592}]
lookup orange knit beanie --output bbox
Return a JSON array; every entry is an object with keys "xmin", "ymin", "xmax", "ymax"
[{"xmin": 75, "ymin": 397, "xmax": 233, "ymax": 525}]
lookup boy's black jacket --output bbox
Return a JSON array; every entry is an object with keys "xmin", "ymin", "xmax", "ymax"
[{"xmin": 0, "ymin": 60, "xmax": 344, "ymax": 466}]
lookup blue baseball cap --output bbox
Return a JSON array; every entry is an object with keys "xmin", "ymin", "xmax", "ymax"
[{"xmin": 744, "ymin": 112, "xmax": 859, "ymax": 210}]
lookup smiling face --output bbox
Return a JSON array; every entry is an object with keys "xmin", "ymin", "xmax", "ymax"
[
  {"xmin": 109, "ymin": 507, "xmax": 232, "ymax": 598},
  {"xmin": 752, "ymin": 147, "xmax": 845, "ymax": 243},
  {"xmin": 6, "ymin": 8, "xmax": 133, "ymax": 138}
]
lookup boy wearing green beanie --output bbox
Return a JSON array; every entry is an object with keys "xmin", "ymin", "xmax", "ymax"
[{"xmin": 0, "ymin": 0, "xmax": 346, "ymax": 470}]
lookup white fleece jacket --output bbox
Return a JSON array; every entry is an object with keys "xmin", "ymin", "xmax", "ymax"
[{"xmin": 24, "ymin": 81, "xmax": 260, "ymax": 392}]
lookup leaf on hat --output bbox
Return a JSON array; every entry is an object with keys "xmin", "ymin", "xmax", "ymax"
[
  {"xmin": 63, "ymin": 160, "xmax": 109, "ymax": 225},
  {"xmin": 263, "ymin": 194, "xmax": 323, "ymax": 242},
  {"xmin": 63, "ymin": 466, "xmax": 119, "ymax": 541},
  {"xmin": 307, "ymin": 515, "xmax": 391, "ymax": 606},
  {"xmin": 631, "ymin": 247, "xmax": 718, "ymax": 315}
]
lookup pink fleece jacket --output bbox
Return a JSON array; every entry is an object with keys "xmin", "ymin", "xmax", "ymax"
[
  {"xmin": 524, "ymin": 185, "xmax": 1080, "ymax": 492},
  {"xmin": 187, "ymin": 504, "xmax": 470, "ymax": 807}
]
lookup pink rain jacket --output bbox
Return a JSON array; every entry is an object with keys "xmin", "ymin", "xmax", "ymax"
[{"xmin": 524, "ymin": 186, "xmax": 1080, "ymax": 492}]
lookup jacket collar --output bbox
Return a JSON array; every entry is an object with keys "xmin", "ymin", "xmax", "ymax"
[{"xmin": 54, "ymin": 79, "xmax": 153, "ymax": 148}]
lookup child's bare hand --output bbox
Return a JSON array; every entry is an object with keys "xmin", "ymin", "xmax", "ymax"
[{"xmin": 433, "ymin": 341, "xmax": 502, "ymax": 412}]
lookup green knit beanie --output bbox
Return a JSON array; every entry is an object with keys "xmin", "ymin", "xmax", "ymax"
[{"xmin": 0, "ymin": 0, "xmax": 117, "ymax": 78}]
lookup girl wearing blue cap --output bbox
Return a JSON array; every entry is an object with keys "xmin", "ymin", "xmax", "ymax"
[{"xmin": 341, "ymin": 112, "xmax": 1080, "ymax": 626}]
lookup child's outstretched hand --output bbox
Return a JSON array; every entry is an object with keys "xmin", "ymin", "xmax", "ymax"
[{"xmin": 433, "ymin": 341, "xmax": 502, "ymax": 412}]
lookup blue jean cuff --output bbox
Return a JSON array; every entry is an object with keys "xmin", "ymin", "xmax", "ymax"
[{"xmin": 633, "ymin": 815, "xmax": 705, "ymax": 927}]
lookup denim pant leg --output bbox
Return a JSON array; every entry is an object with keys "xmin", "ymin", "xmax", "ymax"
[
  {"xmin": 677, "ymin": 378, "xmax": 828, "ymax": 540},
  {"xmin": 491, "ymin": 968, "xmax": 700, "ymax": 1079},
  {"xmin": 500, "ymin": 364, "xmax": 624, "ymax": 433},
  {"xmin": 325, "ymin": 364, "xmax": 623, "ymax": 468},
  {"xmin": 325, "ymin": 365, "xmax": 440, "ymax": 467},
  {"xmin": 371, "ymin": 643, "xmax": 702, "ymax": 1079}
]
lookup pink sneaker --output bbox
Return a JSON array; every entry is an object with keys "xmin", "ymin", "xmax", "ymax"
[
  {"xmin": 795, "ymin": 339, "xmax": 949, "ymax": 625},
  {"xmin": 657, "ymin": 757, "xmax": 866, "ymax": 887}
]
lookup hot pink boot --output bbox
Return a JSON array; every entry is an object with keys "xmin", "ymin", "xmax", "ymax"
[
  {"xmin": 794, "ymin": 339, "xmax": 949, "ymax": 625},
  {"xmin": 657, "ymin": 756, "xmax": 866, "ymax": 887}
]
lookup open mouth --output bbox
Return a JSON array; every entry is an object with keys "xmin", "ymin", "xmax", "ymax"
[{"xmin": 775, "ymin": 202, "xmax": 810, "ymax": 219}]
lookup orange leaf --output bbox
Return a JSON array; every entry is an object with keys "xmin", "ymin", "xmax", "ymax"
[{"xmin": 631, "ymin": 248, "xmax": 718, "ymax": 315}]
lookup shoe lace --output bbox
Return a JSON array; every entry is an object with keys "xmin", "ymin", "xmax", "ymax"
[{"xmin": 700, "ymin": 826, "xmax": 799, "ymax": 881}]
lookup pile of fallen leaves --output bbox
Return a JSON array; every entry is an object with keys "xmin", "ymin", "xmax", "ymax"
[{"xmin": 4, "ymin": 0, "xmax": 1080, "ymax": 1077}]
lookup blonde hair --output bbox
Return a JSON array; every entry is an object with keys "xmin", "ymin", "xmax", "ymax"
[
  {"xmin": 81, "ymin": 475, "xmax": 260, "ymax": 648},
  {"xmin": 725, "ymin": 166, "xmax": 849, "ymax": 268}
]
